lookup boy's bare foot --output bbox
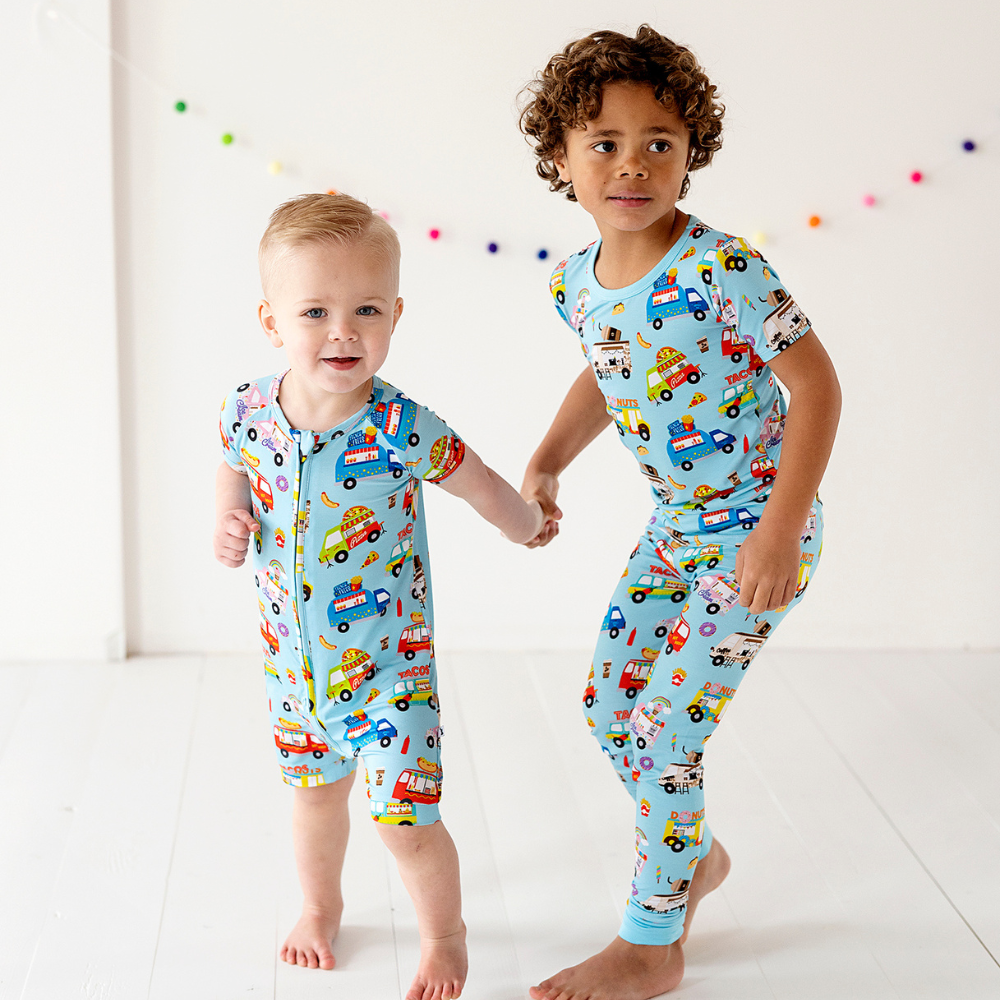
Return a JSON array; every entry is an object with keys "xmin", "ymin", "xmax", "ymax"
[
  {"xmin": 678, "ymin": 839, "xmax": 731, "ymax": 945},
  {"xmin": 279, "ymin": 902, "xmax": 342, "ymax": 970},
  {"xmin": 406, "ymin": 923, "xmax": 468, "ymax": 1000},
  {"xmin": 529, "ymin": 936, "xmax": 683, "ymax": 1000}
]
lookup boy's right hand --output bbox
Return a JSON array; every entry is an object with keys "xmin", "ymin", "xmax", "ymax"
[
  {"xmin": 521, "ymin": 471, "xmax": 562, "ymax": 548},
  {"xmin": 214, "ymin": 509, "xmax": 260, "ymax": 567}
]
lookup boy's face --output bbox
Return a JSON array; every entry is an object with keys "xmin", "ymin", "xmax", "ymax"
[
  {"xmin": 553, "ymin": 82, "xmax": 692, "ymax": 234},
  {"xmin": 259, "ymin": 240, "xmax": 403, "ymax": 398}
]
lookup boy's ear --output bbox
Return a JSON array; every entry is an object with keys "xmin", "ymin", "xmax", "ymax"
[
  {"xmin": 552, "ymin": 146, "xmax": 571, "ymax": 183},
  {"xmin": 259, "ymin": 299, "xmax": 282, "ymax": 347},
  {"xmin": 390, "ymin": 296, "xmax": 404, "ymax": 335}
]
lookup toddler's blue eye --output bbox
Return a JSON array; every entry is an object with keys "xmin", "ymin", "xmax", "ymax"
[
  {"xmin": 357, "ymin": 306, "xmax": 379, "ymax": 316},
  {"xmin": 305, "ymin": 308, "xmax": 324, "ymax": 318}
]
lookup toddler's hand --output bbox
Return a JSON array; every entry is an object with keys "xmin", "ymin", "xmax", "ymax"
[
  {"xmin": 214, "ymin": 509, "xmax": 259, "ymax": 567},
  {"xmin": 733, "ymin": 523, "xmax": 801, "ymax": 614},
  {"xmin": 521, "ymin": 471, "xmax": 562, "ymax": 549}
]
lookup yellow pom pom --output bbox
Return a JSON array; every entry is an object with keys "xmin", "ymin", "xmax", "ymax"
[
  {"xmin": 751, "ymin": 230, "xmax": 767, "ymax": 246},
  {"xmin": 267, "ymin": 161, "xmax": 283, "ymax": 176}
]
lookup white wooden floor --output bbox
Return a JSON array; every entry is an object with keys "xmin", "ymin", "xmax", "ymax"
[{"xmin": 2, "ymin": 650, "xmax": 999, "ymax": 1000}]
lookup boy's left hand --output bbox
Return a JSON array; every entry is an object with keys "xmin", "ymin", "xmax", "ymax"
[{"xmin": 733, "ymin": 523, "xmax": 802, "ymax": 614}]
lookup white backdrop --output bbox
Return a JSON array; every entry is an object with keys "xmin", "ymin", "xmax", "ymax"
[{"xmin": 6, "ymin": 0, "xmax": 999, "ymax": 659}]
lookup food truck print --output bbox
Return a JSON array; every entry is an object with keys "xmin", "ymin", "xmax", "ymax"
[
  {"xmin": 232, "ymin": 381, "xmax": 267, "ymax": 429},
  {"xmin": 629, "ymin": 574, "xmax": 688, "ymax": 604},
  {"xmin": 549, "ymin": 262, "xmax": 567, "ymax": 304},
  {"xmin": 385, "ymin": 537, "xmax": 413, "ymax": 577},
  {"xmin": 247, "ymin": 418, "xmax": 294, "ymax": 466},
  {"xmin": 686, "ymin": 682, "xmax": 734, "ymax": 723},
  {"xmin": 710, "ymin": 620, "xmax": 772, "ymax": 668},
  {"xmin": 410, "ymin": 554, "xmax": 427, "ymax": 603},
  {"xmin": 255, "ymin": 559, "xmax": 289, "ymax": 615},
  {"xmin": 326, "ymin": 647, "xmax": 378, "ymax": 701},
  {"xmin": 698, "ymin": 506, "xmax": 760, "ymax": 533},
  {"xmin": 646, "ymin": 272, "xmax": 709, "ymax": 328},
  {"xmin": 645, "ymin": 346, "xmax": 702, "ymax": 403},
  {"xmin": 609, "ymin": 397, "xmax": 651, "ymax": 441},
  {"xmin": 801, "ymin": 508, "xmax": 817, "ymax": 544},
  {"xmin": 371, "ymin": 394, "xmax": 421, "ymax": 448},
  {"xmin": 335, "ymin": 429, "xmax": 405, "ymax": 489},
  {"xmin": 716, "ymin": 236, "xmax": 760, "ymax": 273},
  {"xmin": 427, "ymin": 434, "xmax": 466, "ymax": 481},
  {"xmin": 245, "ymin": 462, "xmax": 274, "ymax": 512},
  {"xmin": 762, "ymin": 288, "xmax": 810, "ymax": 352},
  {"xmin": 372, "ymin": 799, "xmax": 417, "ymax": 825},
  {"xmin": 658, "ymin": 752, "xmax": 704, "ymax": 795},
  {"xmin": 638, "ymin": 463, "xmax": 674, "ymax": 504},
  {"xmin": 666, "ymin": 417, "xmax": 736, "ymax": 471},
  {"xmin": 399, "ymin": 613, "xmax": 432, "ymax": 660},
  {"xmin": 391, "ymin": 678, "xmax": 437, "ymax": 712},
  {"xmin": 696, "ymin": 247, "xmax": 718, "ymax": 284},
  {"xmin": 619, "ymin": 658, "xmax": 656, "ymax": 699},
  {"xmin": 602, "ymin": 604, "xmax": 627, "ymax": 639},
  {"xmin": 750, "ymin": 457, "xmax": 776, "ymax": 485},
  {"xmin": 664, "ymin": 813, "xmax": 704, "ymax": 852},
  {"xmin": 344, "ymin": 710, "xmax": 398, "ymax": 754},
  {"xmin": 319, "ymin": 506, "xmax": 384, "ymax": 565},
  {"xmin": 795, "ymin": 551, "xmax": 814, "ymax": 597},
  {"xmin": 662, "ymin": 614, "xmax": 691, "ymax": 654},
  {"xmin": 638, "ymin": 878, "xmax": 691, "ymax": 913},
  {"xmin": 393, "ymin": 766, "xmax": 441, "ymax": 805},
  {"xmin": 569, "ymin": 287, "xmax": 590, "ymax": 334},
  {"xmin": 592, "ymin": 326, "xmax": 632, "ymax": 380},
  {"xmin": 327, "ymin": 578, "xmax": 391, "ymax": 632},
  {"xmin": 679, "ymin": 544, "xmax": 722, "ymax": 572},
  {"xmin": 721, "ymin": 326, "xmax": 765, "ymax": 372},
  {"xmin": 273, "ymin": 723, "xmax": 329, "ymax": 759},
  {"xmin": 760, "ymin": 400, "xmax": 785, "ymax": 448},
  {"xmin": 630, "ymin": 697, "xmax": 671, "ymax": 749},
  {"xmin": 260, "ymin": 613, "xmax": 280, "ymax": 655},
  {"xmin": 693, "ymin": 572, "xmax": 740, "ymax": 615},
  {"xmin": 718, "ymin": 379, "xmax": 758, "ymax": 419}
]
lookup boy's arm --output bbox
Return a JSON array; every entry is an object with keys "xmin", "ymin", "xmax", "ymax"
[
  {"xmin": 520, "ymin": 365, "xmax": 612, "ymax": 547},
  {"xmin": 214, "ymin": 462, "xmax": 260, "ymax": 567},
  {"xmin": 735, "ymin": 330, "xmax": 841, "ymax": 612},
  {"xmin": 436, "ymin": 447, "xmax": 544, "ymax": 545}
]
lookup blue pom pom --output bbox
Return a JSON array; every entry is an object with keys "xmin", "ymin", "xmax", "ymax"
[
  {"xmin": 963, "ymin": 139, "xmax": 976, "ymax": 152},
  {"xmin": 487, "ymin": 242, "xmax": 498, "ymax": 253},
  {"xmin": 537, "ymin": 248, "xmax": 549, "ymax": 260}
]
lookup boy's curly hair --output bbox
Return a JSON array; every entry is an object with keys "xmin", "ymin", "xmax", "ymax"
[{"xmin": 519, "ymin": 25, "xmax": 725, "ymax": 201}]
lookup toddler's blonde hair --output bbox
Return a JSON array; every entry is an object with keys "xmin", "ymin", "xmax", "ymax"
[{"xmin": 259, "ymin": 192, "xmax": 400, "ymax": 296}]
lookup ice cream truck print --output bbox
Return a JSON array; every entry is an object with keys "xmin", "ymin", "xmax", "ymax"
[
  {"xmin": 658, "ymin": 758, "xmax": 704, "ymax": 795},
  {"xmin": 592, "ymin": 326, "xmax": 632, "ymax": 380},
  {"xmin": 602, "ymin": 604, "xmax": 627, "ymax": 639},
  {"xmin": 372, "ymin": 395, "xmax": 421, "ymax": 448},
  {"xmin": 394, "ymin": 766, "xmax": 441, "ymax": 805},
  {"xmin": 569, "ymin": 287, "xmax": 590, "ymax": 334},
  {"xmin": 694, "ymin": 572, "xmax": 740, "ymax": 615},
  {"xmin": 327, "ymin": 579, "xmax": 391, "ymax": 632},
  {"xmin": 233, "ymin": 382, "xmax": 267, "ymax": 429},
  {"xmin": 666, "ymin": 418, "xmax": 736, "ymax": 470},
  {"xmin": 427, "ymin": 434, "xmax": 466, "ymax": 481},
  {"xmin": 274, "ymin": 724, "xmax": 329, "ymax": 759},
  {"xmin": 686, "ymin": 683, "xmax": 733, "ymax": 723},
  {"xmin": 699, "ymin": 506, "xmax": 760, "ymax": 533},
  {"xmin": 663, "ymin": 816, "xmax": 704, "ymax": 852},
  {"xmin": 662, "ymin": 614, "xmax": 691, "ymax": 654},
  {"xmin": 646, "ymin": 273, "xmax": 709, "ymax": 328},
  {"xmin": 385, "ymin": 537, "xmax": 413, "ymax": 577},
  {"xmin": 629, "ymin": 574, "xmax": 687, "ymax": 604},
  {"xmin": 801, "ymin": 508, "xmax": 817, "ymax": 544},
  {"xmin": 372, "ymin": 799, "xmax": 416, "ymax": 825},
  {"xmin": 620, "ymin": 658, "xmax": 656, "ymax": 699},
  {"xmin": 609, "ymin": 398, "xmax": 651, "ymax": 440},
  {"xmin": 245, "ymin": 462, "xmax": 274, "ymax": 512},
  {"xmin": 320, "ymin": 506, "xmax": 384, "ymax": 565},
  {"xmin": 710, "ymin": 619, "xmax": 772, "ymax": 670},
  {"xmin": 762, "ymin": 289, "xmax": 810, "ymax": 352},
  {"xmin": 247, "ymin": 418, "xmax": 294, "ymax": 466},
  {"xmin": 391, "ymin": 678, "xmax": 437, "ymax": 712},
  {"xmin": 344, "ymin": 710, "xmax": 398, "ymax": 754},
  {"xmin": 255, "ymin": 560, "xmax": 289, "ymax": 615},
  {"xmin": 327, "ymin": 647, "xmax": 377, "ymax": 701},
  {"xmin": 335, "ymin": 429, "xmax": 405, "ymax": 489},
  {"xmin": 607, "ymin": 721, "xmax": 631, "ymax": 748},
  {"xmin": 719, "ymin": 379, "xmax": 758, "ymax": 419},
  {"xmin": 721, "ymin": 326, "xmax": 764, "ymax": 372},
  {"xmin": 630, "ymin": 697, "xmax": 671, "ymax": 749},
  {"xmin": 679, "ymin": 544, "xmax": 722, "ymax": 572},
  {"xmin": 638, "ymin": 879, "xmax": 691, "ymax": 913},
  {"xmin": 399, "ymin": 614, "xmax": 432, "ymax": 660},
  {"xmin": 645, "ymin": 346, "xmax": 702, "ymax": 403},
  {"xmin": 260, "ymin": 613, "xmax": 280, "ymax": 655}
]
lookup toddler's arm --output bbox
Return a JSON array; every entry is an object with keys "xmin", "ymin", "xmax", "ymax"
[
  {"xmin": 437, "ymin": 447, "xmax": 544, "ymax": 545},
  {"xmin": 213, "ymin": 462, "xmax": 260, "ymax": 567}
]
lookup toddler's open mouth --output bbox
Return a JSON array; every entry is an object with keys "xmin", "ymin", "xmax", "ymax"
[{"xmin": 322, "ymin": 357, "xmax": 360, "ymax": 371}]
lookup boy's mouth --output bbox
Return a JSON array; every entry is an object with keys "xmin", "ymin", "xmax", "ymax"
[
  {"xmin": 322, "ymin": 357, "xmax": 360, "ymax": 371},
  {"xmin": 608, "ymin": 194, "xmax": 652, "ymax": 208}
]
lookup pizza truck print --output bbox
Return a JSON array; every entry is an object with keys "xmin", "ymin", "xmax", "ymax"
[
  {"xmin": 335, "ymin": 429, "xmax": 405, "ymax": 488},
  {"xmin": 260, "ymin": 612, "xmax": 280, "ymax": 655},
  {"xmin": 645, "ymin": 347, "xmax": 702, "ymax": 404},
  {"xmin": 326, "ymin": 647, "xmax": 378, "ymax": 702},
  {"xmin": 666, "ymin": 417, "xmax": 736, "ymax": 471},
  {"xmin": 646, "ymin": 271, "xmax": 709, "ymax": 328},
  {"xmin": 592, "ymin": 326, "xmax": 632, "ymax": 380},
  {"xmin": 327, "ymin": 578, "xmax": 391, "ymax": 632},
  {"xmin": 256, "ymin": 559, "xmax": 289, "ymax": 615},
  {"xmin": 762, "ymin": 288, "xmax": 810, "ymax": 352},
  {"xmin": 319, "ymin": 506, "xmax": 384, "ymax": 565},
  {"xmin": 371, "ymin": 394, "xmax": 421, "ymax": 448},
  {"xmin": 686, "ymin": 682, "xmax": 734, "ymax": 723},
  {"xmin": 710, "ymin": 620, "xmax": 773, "ymax": 668}
]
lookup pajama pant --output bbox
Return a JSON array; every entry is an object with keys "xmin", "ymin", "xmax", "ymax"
[{"xmin": 586, "ymin": 504, "xmax": 823, "ymax": 945}]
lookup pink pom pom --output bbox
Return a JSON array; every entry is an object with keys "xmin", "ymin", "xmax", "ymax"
[
  {"xmin": 910, "ymin": 171, "xmax": 923, "ymax": 184},
  {"xmin": 428, "ymin": 228, "xmax": 440, "ymax": 240},
  {"xmin": 862, "ymin": 194, "xmax": 876, "ymax": 207},
  {"xmin": 377, "ymin": 210, "xmax": 390, "ymax": 220}
]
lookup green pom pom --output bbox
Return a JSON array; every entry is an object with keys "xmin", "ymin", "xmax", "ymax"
[
  {"xmin": 221, "ymin": 133, "xmax": 234, "ymax": 145},
  {"xmin": 174, "ymin": 100, "xmax": 187, "ymax": 113}
]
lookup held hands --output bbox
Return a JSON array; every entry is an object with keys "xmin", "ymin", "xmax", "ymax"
[
  {"xmin": 520, "ymin": 470, "xmax": 563, "ymax": 548},
  {"xmin": 733, "ymin": 522, "xmax": 802, "ymax": 614},
  {"xmin": 214, "ymin": 509, "xmax": 260, "ymax": 567}
]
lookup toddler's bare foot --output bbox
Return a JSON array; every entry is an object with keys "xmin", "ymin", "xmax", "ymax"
[
  {"xmin": 279, "ymin": 902, "xmax": 342, "ymax": 970},
  {"xmin": 678, "ymin": 839, "xmax": 731, "ymax": 945},
  {"xmin": 530, "ymin": 936, "xmax": 683, "ymax": 1000},
  {"xmin": 406, "ymin": 923, "xmax": 468, "ymax": 1000}
]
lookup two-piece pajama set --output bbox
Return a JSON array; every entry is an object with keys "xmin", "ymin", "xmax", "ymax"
[{"xmin": 550, "ymin": 217, "xmax": 823, "ymax": 945}]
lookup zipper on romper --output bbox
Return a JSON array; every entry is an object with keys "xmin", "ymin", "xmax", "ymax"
[{"xmin": 290, "ymin": 429, "xmax": 320, "ymax": 719}]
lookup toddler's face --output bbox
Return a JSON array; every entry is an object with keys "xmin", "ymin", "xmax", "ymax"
[
  {"xmin": 554, "ymin": 82, "xmax": 691, "ymax": 234},
  {"xmin": 260, "ymin": 240, "xmax": 402, "ymax": 397}
]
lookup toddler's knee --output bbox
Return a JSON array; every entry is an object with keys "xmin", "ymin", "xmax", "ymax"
[{"xmin": 376, "ymin": 818, "xmax": 440, "ymax": 856}]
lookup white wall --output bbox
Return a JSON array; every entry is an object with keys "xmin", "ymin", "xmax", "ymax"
[
  {"xmin": 1, "ymin": 0, "xmax": 125, "ymax": 661},
  {"xmin": 15, "ymin": 0, "xmax": 998, "ymax": 659}
]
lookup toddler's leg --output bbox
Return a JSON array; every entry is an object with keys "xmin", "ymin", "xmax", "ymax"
[
  {"xmin": 281, "ymin": 769, "xmax": 356, "ymax": 969},
  {"xmin": 378, "ymin": 821, "xmax": 467, "ymax": 1000}
]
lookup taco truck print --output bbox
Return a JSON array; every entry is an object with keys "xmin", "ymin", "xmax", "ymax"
[
  {"xmin": 646, "ymin": 271, "xmax": 709, "ymax": 328},
  {"xmin": 335, "ymin": 428, "xmax": 405, "ymax": 489},
  {"xmin": 718, "ymin": 379, "xmax": 759, "ymax": 419},
  {"xmin": 385, "ymin": 537, "xmax": 414, "ymax": 577},
  {"xmin": 666, "ymin": 417, "xmax": 736, "ymax": 471},
  {"xmin": 327, "ymin": 578, "xmax": 391, "ymax": 632},
  {"xmin": 592, "ymin": 326, "xmax": 632, "ymax": 380},
  {"xmin": 371, "ymin": 394, "xmax": 421, "ymax": 448},
  {"xmin": 391, "ymin": 678, "xmax": 437, "ymax": 712},
  {"xmin": 629, "ymin": 573, "xmax": 688, "ymax": 604},
  {"xmin": 762, "ymin": 289, "xmax": 810, "ymax": 352},
  {"xmin": 326, "ymin": 647, "xmax": 378, "ymax": 701},
  {"xmin": 646, "ymin": 347, "xmax": 702, "ymax": 403},
  {"xmin": 319, "ymin": 506, "xmax": 384, "ymax": 565},
  {"xmin": 710, "ymin": 620, "xmax": 772, "ymax": 669}
]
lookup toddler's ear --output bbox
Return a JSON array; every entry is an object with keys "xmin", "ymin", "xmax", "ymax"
[{"xmin": 259, "ymin": 299, "xmax": 282, "ymax": 347}]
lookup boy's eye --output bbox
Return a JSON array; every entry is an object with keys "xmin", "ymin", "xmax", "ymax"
[
  {"xmin": 357, "ymin": 306, "xmax": 379, "ymax": 316},
  {"xmin": 649, "ymin": 140, "xmax": 671, "ymax": 153},
  {"xmin": 594, "ymin": 141, "xmax": 616, "ymax": 154},
  {"xmin": 304, "ymin": 308, "xmax": 325, "ymax": 319}
]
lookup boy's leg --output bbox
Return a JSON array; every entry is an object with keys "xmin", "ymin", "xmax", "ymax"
[
  {"xmin": 377, "ymin": 821, "xmax": 467, "ymax": 1000},
  {"xmin": 281, "ymin": 769, "xmax": 356, "ymax": 969}
]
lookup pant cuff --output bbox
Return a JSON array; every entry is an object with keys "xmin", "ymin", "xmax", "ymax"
[{"xmin": 618, "ymin": 899, "xmax": 685, "ymax": 946}]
